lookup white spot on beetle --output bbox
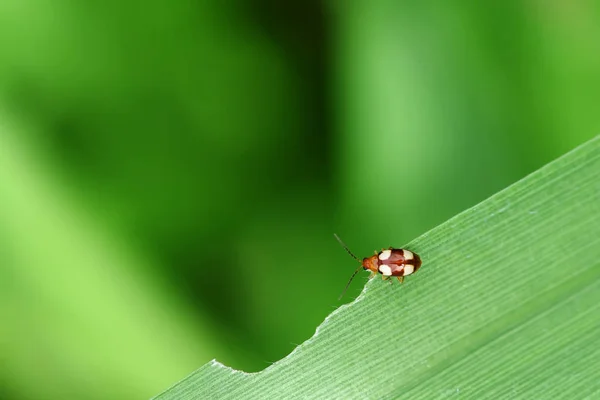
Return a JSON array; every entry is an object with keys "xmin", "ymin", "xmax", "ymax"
[
  {"xmin": 379, "ymin": 265, "xmax": 392, "ymax": 276},
  {"xmin": 403, "ymin": 250, "xmax": 414, "ymax": 260},
  {"xmin": 379, "ymin": 250, "xmax": 392, "ymax": 260},
  {"xmin": 403, "ymin": 265, "xmax": 414, "ymax": 275}
]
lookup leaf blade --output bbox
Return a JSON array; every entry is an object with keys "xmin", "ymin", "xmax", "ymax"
[{"xmin": 155, "ymin": 136, "xmax": 600, "ymax": 399}]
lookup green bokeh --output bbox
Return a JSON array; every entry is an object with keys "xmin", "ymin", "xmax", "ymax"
[{"xmin": 0, "ymin": 1, "xmax": 598, "ymax": 399}]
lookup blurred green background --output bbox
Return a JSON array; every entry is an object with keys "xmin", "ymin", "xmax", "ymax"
[{"xmin": 1, "ymin": 1, "xmax": 599, "ymax": 399}]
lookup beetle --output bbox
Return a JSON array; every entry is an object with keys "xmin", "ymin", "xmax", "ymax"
[{"xmin": 335, "ymin": 234, "xmax": 422, "ymax": 299}]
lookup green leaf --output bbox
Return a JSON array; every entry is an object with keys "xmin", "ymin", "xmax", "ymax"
[{"xmin": 154, "ymin": 136, "xmax": 600, "ymax": 399}]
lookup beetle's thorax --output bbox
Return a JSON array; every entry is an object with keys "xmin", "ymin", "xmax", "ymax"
[{"xmin": 362, "ymin": 256, "xmax": 379, "ymax": 273}]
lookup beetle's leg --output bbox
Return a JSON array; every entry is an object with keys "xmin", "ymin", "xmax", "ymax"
[
  {"xmin": 369, "ymin": 272, "xmax": 377, "ymax": 279},
  {"xmin": 382, "ymin": 275, "xmax": 390, "ymax": 281},
  {"xmin": 397, "ymin": 276, "xmax": 404, "ymax": 284}
]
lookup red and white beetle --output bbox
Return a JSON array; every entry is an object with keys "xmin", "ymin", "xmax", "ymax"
[{"xmin": 335, "ymin": 234, "xmax": 422, "ymax": 299}]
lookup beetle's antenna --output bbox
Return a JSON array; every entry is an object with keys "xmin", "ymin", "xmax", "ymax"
[
  {"xmin": 338, "ymin": 265, "xmax": 364, "ymax": 300},
  {"xmin": 334, "ymin": 234, "xmax": 363, "ymax": 300},
  {"xmin": 334, "ymin": 233, "xmax": 359, "ymax": 261}
]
